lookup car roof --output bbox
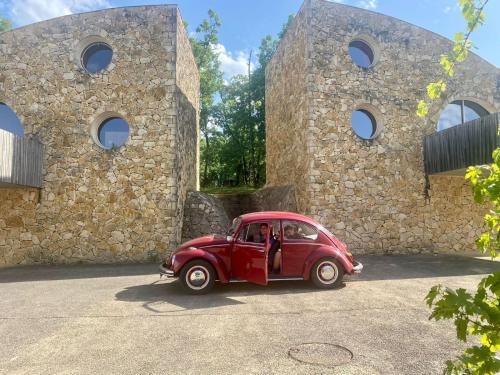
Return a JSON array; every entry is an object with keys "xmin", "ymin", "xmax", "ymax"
[{"xmin": 239, "ymin": 211, "xmax": 319, "ymax": 226}]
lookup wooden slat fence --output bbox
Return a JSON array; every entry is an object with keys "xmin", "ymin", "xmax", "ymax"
[
  {"xmin": 423, "ymin": 113, "xmax": 499, "ymax": 175},
  {"xmin": 0, "ymin": 129, "xmax": 43, "ymax": 188}
]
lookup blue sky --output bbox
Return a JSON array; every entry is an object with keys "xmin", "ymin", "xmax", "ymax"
[{"xmin": 1, "ymin": 0, "xmax": 499, "ymax": 80}]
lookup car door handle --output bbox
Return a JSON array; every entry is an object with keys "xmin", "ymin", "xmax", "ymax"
[{"xmin": 256, "ymin": 249, "xmax": 265, "ymax": 253}]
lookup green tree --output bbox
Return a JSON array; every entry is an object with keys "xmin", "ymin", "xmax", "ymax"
[
  {"xmin": 0, "ymin": 16, "xmax": 12, "ymax": 32},
  {"xmin": 418, "ymin": 1, "xmax": 499, "ymax": 373},
  {"xmin": 200, "ymin": 14, "xmax": 294, "ymax": 189},
  {"xmin": 189, "ymin": 10, "xmax": 224, "ymax": 186},
  {"xmin": 224, "ymin": 15, "xmax": 293, "ymax": 187}
]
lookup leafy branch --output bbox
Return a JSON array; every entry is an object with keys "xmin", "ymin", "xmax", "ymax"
[
  {"xmin": 417, "ymin": 1, "xmax": 499, "ymax": 373},
  {"xmin": 416, "ymin": 0, "xmax": 489, "ymax": 118}
]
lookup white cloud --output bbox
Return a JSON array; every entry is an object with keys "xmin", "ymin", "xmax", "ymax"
[
  {"xmin": 212, "ymin": 43, "xmax": 254, "ymax": 81},
  {"xmin": 9, "ymin": 0, "xmax": 111, "ymax": 26},
  {"xmin": 357, "ymin": 0, "xmax": 378, "ymax": 10},
  {"xmin": 443, "ymin": 4, "xmax": 459, "ymax": 14}
]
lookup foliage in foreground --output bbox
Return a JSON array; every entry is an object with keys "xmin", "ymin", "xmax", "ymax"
[
  {"xmin": 416, "ymin": 0, "xmax": 489, "ymax": 118},
  {"xmin": 418, "ymin": 1, "xmax": 499, "ymax": 373},
  {"xmin": 0, "ymin": 16, "xmax": 12, "ymax": 32},
  {"xmin": 425, "ymin": 153, "xmax": 500, "ymax": 373}
]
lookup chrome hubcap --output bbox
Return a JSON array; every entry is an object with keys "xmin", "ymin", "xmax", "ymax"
[
  {"xmin": 317, "ymin": 261, "xmax": 338, "ymax": 284},
  {"xmin": 186, "ymin": 266, "xmax": 209, "ymax": 290}
]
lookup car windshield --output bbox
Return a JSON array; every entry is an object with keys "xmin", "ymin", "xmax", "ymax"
[{"xmin": 226, "ymin": 217, "xmax": 242, "ymax": 237}]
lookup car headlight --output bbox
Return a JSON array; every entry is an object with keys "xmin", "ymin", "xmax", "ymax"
[{"xmin": 171, "ymin": 255, "xmax": 176, "ymax": 265}]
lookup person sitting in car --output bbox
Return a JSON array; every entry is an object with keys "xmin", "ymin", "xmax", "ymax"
[
  {"xmin": 249, "ymin": 223, "xmax": 281, "ymax": 273},
  {"xmin": 284, "ymin": 224, "xmax": 302, "ymax": 240},
  {"xmin": 254, "ymin": 223, "xmax": 270, "ymax": 243}
]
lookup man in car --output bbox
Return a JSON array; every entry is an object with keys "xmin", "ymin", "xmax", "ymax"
[
  {"xmin": 284, "ymin": 224, "xmax": 302, "ymax": 240},
  {"xmin": 254, "ymin": 223, "xmax": 281, "ymax": 274},
  {"xmin": 255, "ymin": 223, "xmax": 270, "ymax": 243}
]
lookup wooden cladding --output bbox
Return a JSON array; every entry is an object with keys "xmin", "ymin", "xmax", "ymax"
[
  {"xmin": 423, "ymin": 113, "xmax": 499, "ymax": 175},
  {"xmin": 0, "ymin": 129, "xmax": 43, "ymax": 188}
]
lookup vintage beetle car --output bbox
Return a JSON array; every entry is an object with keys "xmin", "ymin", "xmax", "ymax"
[{"xmin": 159, "ymin": 212, "xmax": 363, "ymax": 294}]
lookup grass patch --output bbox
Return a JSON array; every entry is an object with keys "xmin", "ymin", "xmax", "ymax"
[{"xmin": 201, "ymin": 186, "xmax": 260, "ymax": 195}]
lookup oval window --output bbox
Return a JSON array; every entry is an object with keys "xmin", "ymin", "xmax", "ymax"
[
  {"xmin": 0, "ymin": 103, "xmax": 24, "ymax": 136},
  {"xmin": 81, "ymin": 42, "xmax": 113, "ymax": 73},
  {"xmin": 437, "ymin": 100, "xmax": 489, "ymax": 131},
  {"xmin": 351, "ymin": 109, "xmax": 377, "ymax": 140},
  {"xmin": 348, "ymin": 40, "xmax": 374, "ymax": 68},
  {"xmin": 97, "ymin": 117, "xmax": 129, "ymax": 149}
]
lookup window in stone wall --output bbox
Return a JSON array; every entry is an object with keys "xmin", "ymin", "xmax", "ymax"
[
  {"xmin": 0, "ymin": 103, "xmax": 24, "ymax": 137},
  {"xmin": 437, "ymin": 100, "xmax": 490, "ymax": 131},
  {"xmin": 348, "ymin": 40, "xmax": 374, "ymax": 68},
  {"xmin": 81, "ymin": 42, "xmax": 113, "ymax": 73},
  {"xmin": 97, "ymin": 117, "xmax": 129, "ymax": 149},
  {"xmin": 351, "ymin": 109, "xmax": 377, "ymax": 140}
]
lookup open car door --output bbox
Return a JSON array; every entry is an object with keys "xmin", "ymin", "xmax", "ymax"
[{"xmin": 231, "ymin": 221, "xmax": 271, "ymax": 285}]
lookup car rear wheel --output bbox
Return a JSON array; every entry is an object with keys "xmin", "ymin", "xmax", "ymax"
[
  {"xmin": 310, "ymin": 258, "xmax": 344, "ymax": 289},
  {"xmin": 179, "ymin": 260, "xmax": 215, "ymax": 295}
]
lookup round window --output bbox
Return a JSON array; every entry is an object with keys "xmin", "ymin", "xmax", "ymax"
[
  {"xmin": 348, "ymin": 40, "xmax": 374, "ymax": 68},
  {"xmin": 0, "ymin": 103, "xmax": 24, "ymax": 137},
  {"xmin": 97, "ymin": 117, "xmax": 129, "ymax": 149},
  {"xmin": 351, "ymin": 109, "xmax": 377, "ymax": 140},
  {"xmin": 81, "ymin": 42, "xmax": 113, "ymax": 73}
]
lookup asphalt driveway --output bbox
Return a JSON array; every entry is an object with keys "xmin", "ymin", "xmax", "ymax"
[{"xmin": 1, "ymin": 254, "xmax": 499, "ymax": 374}]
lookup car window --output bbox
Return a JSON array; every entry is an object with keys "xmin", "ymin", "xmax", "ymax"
[
  {"xmin": 238, "ymin": 222, "xmax": 269, "ymax": 244},
  {"xmin": 237, "ymin": 221, "xmax": 280, "ymax": 244},
  {"xmin": 227, "ymin": 217, "xmax": 242, "ymax": 237},
  {"xmin": 237, "ymin": 224, "xmax": 249, "ymax": 242},
  {"xmin": 283, "ymin": 220, "xmax": 318, "ymax": 241}
]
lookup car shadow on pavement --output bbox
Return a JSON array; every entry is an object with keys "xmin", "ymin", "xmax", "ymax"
[
  {"xmin": 115, "ymin": 278, "xmax": 338, "ymax": 312},
  {"xmin": 1, "ymin": 254, "xmax": 498, "ymax": 285}
]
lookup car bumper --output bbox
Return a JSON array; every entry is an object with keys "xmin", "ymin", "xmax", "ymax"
[
  {"xmin": 159, "ymin": 264, "xmax": 175, "ymax": 278},
  {"xmin": 352, "ymin": 260, "xmax": 363, "ymax": 274}
]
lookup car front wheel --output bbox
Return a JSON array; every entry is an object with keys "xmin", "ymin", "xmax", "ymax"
[
  {"xmin": 179, "ymin": 260, "xmax": 215, "ymax": 295},
  {"xmin": 310, "ymin": 258, "xmax": 344, "ymax": 289}
]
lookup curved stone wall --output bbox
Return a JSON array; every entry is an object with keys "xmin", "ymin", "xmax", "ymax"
[
  {"xmin": 181, "ymin": 191, "xmax": 230, "ymax": 242},
  {"xmin": 266, "ymin": 0, "xmax": 499, "ymax": 254},
  {"xmin": 0, "ymin": 6, "xmax": 199, "ymax": 265}
]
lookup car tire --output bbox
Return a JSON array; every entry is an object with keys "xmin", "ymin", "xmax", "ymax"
[
  {"xmin": 310, "ymin": 258, "xmax": 344, "ymax": 289},
  {"xmin": 179, "ymin": 260, "xmax": 216, "ymax": 295}
]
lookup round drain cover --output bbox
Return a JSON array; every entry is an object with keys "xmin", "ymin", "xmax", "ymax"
[{"xmin": 288, "ymin": 342, "xmax": 353, "ymax": 368}]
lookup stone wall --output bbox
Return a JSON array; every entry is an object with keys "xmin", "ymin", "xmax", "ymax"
[
  {"xmin": 0, "ymin": 6, "xmax": 198, "ymax": 266},
  {"xmin": 427, "ymin": 176, "xmax": 488, "ymax": 252},
  {"xmin": 173, "ymin": 89, "xmax": 198, "ymax": 245},
  {"xmin": 181, "ymin": 191, "xmax": 230, "ymax": 242},
  {"xmin": 212, "ymin": 185, "xmax": 298, "ymax": 221},
  {"xmin": 181, "ymin": 186, "xmax": 297, "ymax": 242},
  {"xmin": 175, "ymin": 7, "xmax": 200, "ymax": 190},
  {"xmin": 0, "ymin": 188, "xmax": 39, "ymax": 264},
  {"xmin": 266, "ymin": 0, "xmax": 499, "ymax": 254},
  {"xmin": 265, "ymin": 3, "xmax": 311, "ymax": 212}
]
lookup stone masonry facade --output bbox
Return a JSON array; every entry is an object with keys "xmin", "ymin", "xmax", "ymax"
[
  {"xmin": 0, "ymin": 6, "xmax": 199, "ymax": 266},
  {"xmin": 266, "ymin": 0, "xmax": 500, "ymax": 254}
]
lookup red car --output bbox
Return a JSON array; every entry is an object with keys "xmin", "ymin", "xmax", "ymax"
[{"xmin": 159, "ymin": 211, "xmax": 363, "ymax": 294}]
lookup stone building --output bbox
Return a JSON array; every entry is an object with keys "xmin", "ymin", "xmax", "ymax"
[
  {"xmin": 266, "ymin": 0, "xmax": 500, "ymax": 254},
  {"xmin": 0, "ymin": 5, "xmax": 199, "ymax": 266}
]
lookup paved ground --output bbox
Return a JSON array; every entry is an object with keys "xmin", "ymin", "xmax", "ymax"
[{"xmin": 1, "ymin": 254, "xmax": 499, "ymax": 375}]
